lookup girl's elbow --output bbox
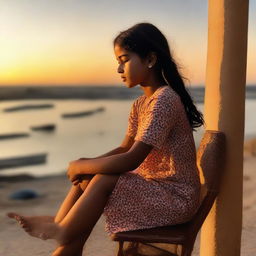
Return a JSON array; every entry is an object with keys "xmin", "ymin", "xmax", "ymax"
[
  {"xmin": 129, "ymin": 161, "xmax": 140, "ymax": 171},
  {"xmin": 121, "ymin": 146, "xmax": 151, "ymax": 173},
  {"xmin": 126, "ymin": 154, "xmax": 145, "ymax": 171},
  {"xmin": 126, "ymin": 141, "xmax": 152, "ymax": 170},
  {"xmin": 119, "ymin": 160, "xmax": 138, "ymax": 173}
]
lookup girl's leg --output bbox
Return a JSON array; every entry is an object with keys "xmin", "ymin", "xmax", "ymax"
[
  {"xmin": 51, "ymin": 237, "xmax": 87, "ymax": 256},
  {"xmin": 52, "ymin": 176, "xmax": 95, "ymax": 256},
  {"xmin": 8, "ymin": 173, "xmax": 120, "ymax": 255},
  {"xmin": 19, "ymin": 175, "xmax": 95, "ymax": 224},
  {"xmin": 54, "ymin": 175, "xmax": 94, "ymax": 223},
  {"xmin": 8, "ymin": 175, "xmax": 95, "ymax": 256},
  {"xmin": 57, "ymin": 173, "xmax": 120, "ymax": 244}
]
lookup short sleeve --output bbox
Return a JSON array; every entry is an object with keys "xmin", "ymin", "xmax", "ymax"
[
  {"xmin": 135, "ymin": 94, "xmax": 178, "ymax": 149},
  {"xmin": 125, "ymin": 99, "xmax": 138, "ymax": 138}
]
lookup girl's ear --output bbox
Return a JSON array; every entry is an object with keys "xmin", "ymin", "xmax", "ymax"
[{"xmin": 147, "ymin": 51, "xmax": 157, "ymax": 68}]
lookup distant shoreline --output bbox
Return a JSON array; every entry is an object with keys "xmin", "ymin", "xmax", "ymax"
[
  {"xmin": 0, "ymin": 85, "xmax": 255, "ymax": 102},
  {"xmin": 0, "ymin": 85, "xmax": 143, "ymax": 101}
]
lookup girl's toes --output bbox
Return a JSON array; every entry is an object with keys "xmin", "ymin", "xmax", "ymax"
[
  {"xmin": 16, "ymin": 215, "xmax": 25, "ymax": 224},
  {"xmin": 20, "ymin": 222, "xmax": 30, "ymax": 230},
  {"xmin": 7, "ymin": 212, "xmax": 18, "ymax": 219},
  {"xmin": 14, "ymin": 215, "xmax": 28, "ymax": 228},
  {"xmin": 7, "ymin": 212, "xmax": 26, "ymax": 225}
]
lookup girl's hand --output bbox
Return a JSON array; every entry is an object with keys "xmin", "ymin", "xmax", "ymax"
[
  {"xmin": 67, "ymin": 160, "xmax": 81, "ymax": 183},
  {"xmin": 67, "ymin": 159, "xmax": 92, "ymax": 184},
  {"xmin": 72, "ymin": 178, "xmax": 81, "ymax": 186},
  {"xmin": 72, "ymin": 174, "xmax": 94, "ymax": 186}
]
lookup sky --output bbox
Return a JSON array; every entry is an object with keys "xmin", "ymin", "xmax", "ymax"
[{"xmin": 0, "ymin": 0, "xmax": 255, "ymax": 86}]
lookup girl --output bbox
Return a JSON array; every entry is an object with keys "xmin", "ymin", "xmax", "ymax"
[{"xmin": 7, "ymin": 22, "xmax": 204, "ymax": 256}]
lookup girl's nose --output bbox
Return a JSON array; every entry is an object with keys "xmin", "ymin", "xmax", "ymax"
[{"xmin": 117, "ymin": 64, "xmax": 124, "ymax": 73}]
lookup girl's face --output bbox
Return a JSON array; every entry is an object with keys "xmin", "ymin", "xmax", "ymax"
[{"xmin": 114, "ymin": 44, "xmax": 150, "ymax": 88}]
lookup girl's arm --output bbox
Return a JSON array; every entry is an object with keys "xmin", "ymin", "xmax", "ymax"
[
  {"xmin": 71, "ymin": 135, "xmax": 135, "ymax": 184},
  {"xmin": 68, "ymin": 140, "xmax": 152, "ymax": 182}
]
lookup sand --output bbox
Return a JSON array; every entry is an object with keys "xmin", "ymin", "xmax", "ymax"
[{"xmin": 0, "ymin": 141, "xmax": 255, "ymax": 256}]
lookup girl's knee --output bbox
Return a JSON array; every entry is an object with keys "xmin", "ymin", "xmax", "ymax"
[{"xmin": 93, "ymin": 173, "xmax": 120, "ymax": 195}]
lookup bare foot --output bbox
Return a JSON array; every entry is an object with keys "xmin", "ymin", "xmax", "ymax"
[
  {"xmin": 36, "ymin": 215, "xmax": 55, "ymax": 222},
  {"xmin": 7, "ymin": 212, "xmax": 62, "ymax": 242},
  {"xmin": 7, "ymin": 213, "xmax": 54, "ymax": 227}
]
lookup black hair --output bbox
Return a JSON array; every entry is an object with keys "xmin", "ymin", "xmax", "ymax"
[{"xmin": 114, "ymin": 22, "xmax": 204, "ymax": 130}]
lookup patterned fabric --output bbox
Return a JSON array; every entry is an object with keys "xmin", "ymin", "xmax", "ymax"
[{"xmin": 103, "ymin": 85, "xmax": 201, "ymax": 235}]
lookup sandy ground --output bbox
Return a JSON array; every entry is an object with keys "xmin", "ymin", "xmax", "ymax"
[{"xmin": 0, "ymin": 142, "xmax": 255, "ymax": 256}]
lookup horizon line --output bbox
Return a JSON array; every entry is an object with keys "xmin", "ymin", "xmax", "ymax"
[{"xmin": 0, "ymin": 83, "xmax": 256, "ymax": 87}]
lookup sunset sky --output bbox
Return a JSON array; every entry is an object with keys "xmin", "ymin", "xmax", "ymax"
[{"xmin": 0, "ymin": 0, "xmax": 255, "ymax": 86}]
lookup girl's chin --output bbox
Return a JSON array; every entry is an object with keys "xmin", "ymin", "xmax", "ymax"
[
  {"xmin": 124, "ymin": 81, "xmax": 137, "ymax": 88},
  {"xmin": 125, "ymin": 83, "xmax": 134, "ymax": 88},
  {"xmin": 123, "ymin": 81, "xmax": 131, "ymax": 87}
]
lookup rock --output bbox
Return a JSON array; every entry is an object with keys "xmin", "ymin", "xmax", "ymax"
[{"xmin": 9, "ymin": 189, "xmax": 39, "ymax": 200}]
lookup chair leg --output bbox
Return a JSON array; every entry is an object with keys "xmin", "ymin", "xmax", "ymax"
[
  {"xmin": 124, "ymin": 242, "xmax": 140, "ymax": 255},
  {"xmin": 180, "ymin": 244, "xmax": 194, "ymax": 256},
  {"xmin": 117, "ymin": 241, "xmax": 124, "ymax": 256}
]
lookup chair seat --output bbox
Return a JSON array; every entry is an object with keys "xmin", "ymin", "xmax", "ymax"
[{"xmin": 110, "ymin": 221, "xmax": 192, "ymax": 244}]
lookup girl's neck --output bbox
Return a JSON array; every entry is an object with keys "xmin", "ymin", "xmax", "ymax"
[
  {"xmin": 140, "ymin": 84, "xmax": 168, "ymax": 98},
  {"xmin": 139, "ymin": 72, "xmax": 168, "ymax": 98}
]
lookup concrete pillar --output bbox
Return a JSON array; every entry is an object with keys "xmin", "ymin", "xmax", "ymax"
[{"xmin": 200, "ymin": 0, "xmax": 249, "ymax": 255}]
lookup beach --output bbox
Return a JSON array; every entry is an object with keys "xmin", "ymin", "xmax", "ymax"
[{"xmin": 0, "ymin": 140, "xmax": 255, "ymax": 255}]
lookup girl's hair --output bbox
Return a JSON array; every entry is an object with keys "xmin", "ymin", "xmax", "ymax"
[{"xmin": 114, "ymin": 22, "xmax": 204, "ymax": 130}]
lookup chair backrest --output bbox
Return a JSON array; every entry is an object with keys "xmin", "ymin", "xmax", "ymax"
[
  {"xmin": 198, "ymin": 130, "xmax": 226, "ymax": 202},
  {"xmin": 189, "ymin": 130, "xmax": 226, "ymax": 233}
]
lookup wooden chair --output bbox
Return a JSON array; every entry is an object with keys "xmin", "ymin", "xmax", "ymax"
[{"xmin": 110, "ymin": 130, "xmax": 226, "ymax": 256}]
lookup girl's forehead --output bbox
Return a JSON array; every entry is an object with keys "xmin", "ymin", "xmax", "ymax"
[{"xmin": 114, "ymin": 45, "xmax": 131, "ymax": 58}]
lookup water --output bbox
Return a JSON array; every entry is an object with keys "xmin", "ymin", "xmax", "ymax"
[
  {"xmin": 0, "ymin": 99, "xmax": 134, "ymax": 176},
  {"xmin": 0, "ymin": 88, "xmax": 255, "ymax": 177}
]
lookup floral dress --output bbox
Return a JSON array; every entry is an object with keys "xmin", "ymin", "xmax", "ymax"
[{"xmin": 103, "ymin": 85, "xmax": 201, "ymax": 235}]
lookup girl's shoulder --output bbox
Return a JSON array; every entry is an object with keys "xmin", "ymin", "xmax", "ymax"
[
  {"xmin": 147, "ymin": 86, "xmax": 181, "ymax": 106},
  {"xmin": 132, "ymin": 86, "xmax": 182, "ymax": 111},
  {"xmin": 155, "ymin": 86, "xmax": 179, "ymax": 100},
  {"xmin": 132, "ymin": 94, "xmax": 146, "ymax": 108}
]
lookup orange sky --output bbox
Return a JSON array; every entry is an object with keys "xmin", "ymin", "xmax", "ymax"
[{"xmin": 0, "ymin": 1, "xmax": 255, "ymax": 86}]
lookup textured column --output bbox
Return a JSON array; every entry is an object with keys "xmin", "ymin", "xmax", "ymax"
[{"xmin": 200, "ymin": 0, "xmax": 249, "ymax": 255}]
